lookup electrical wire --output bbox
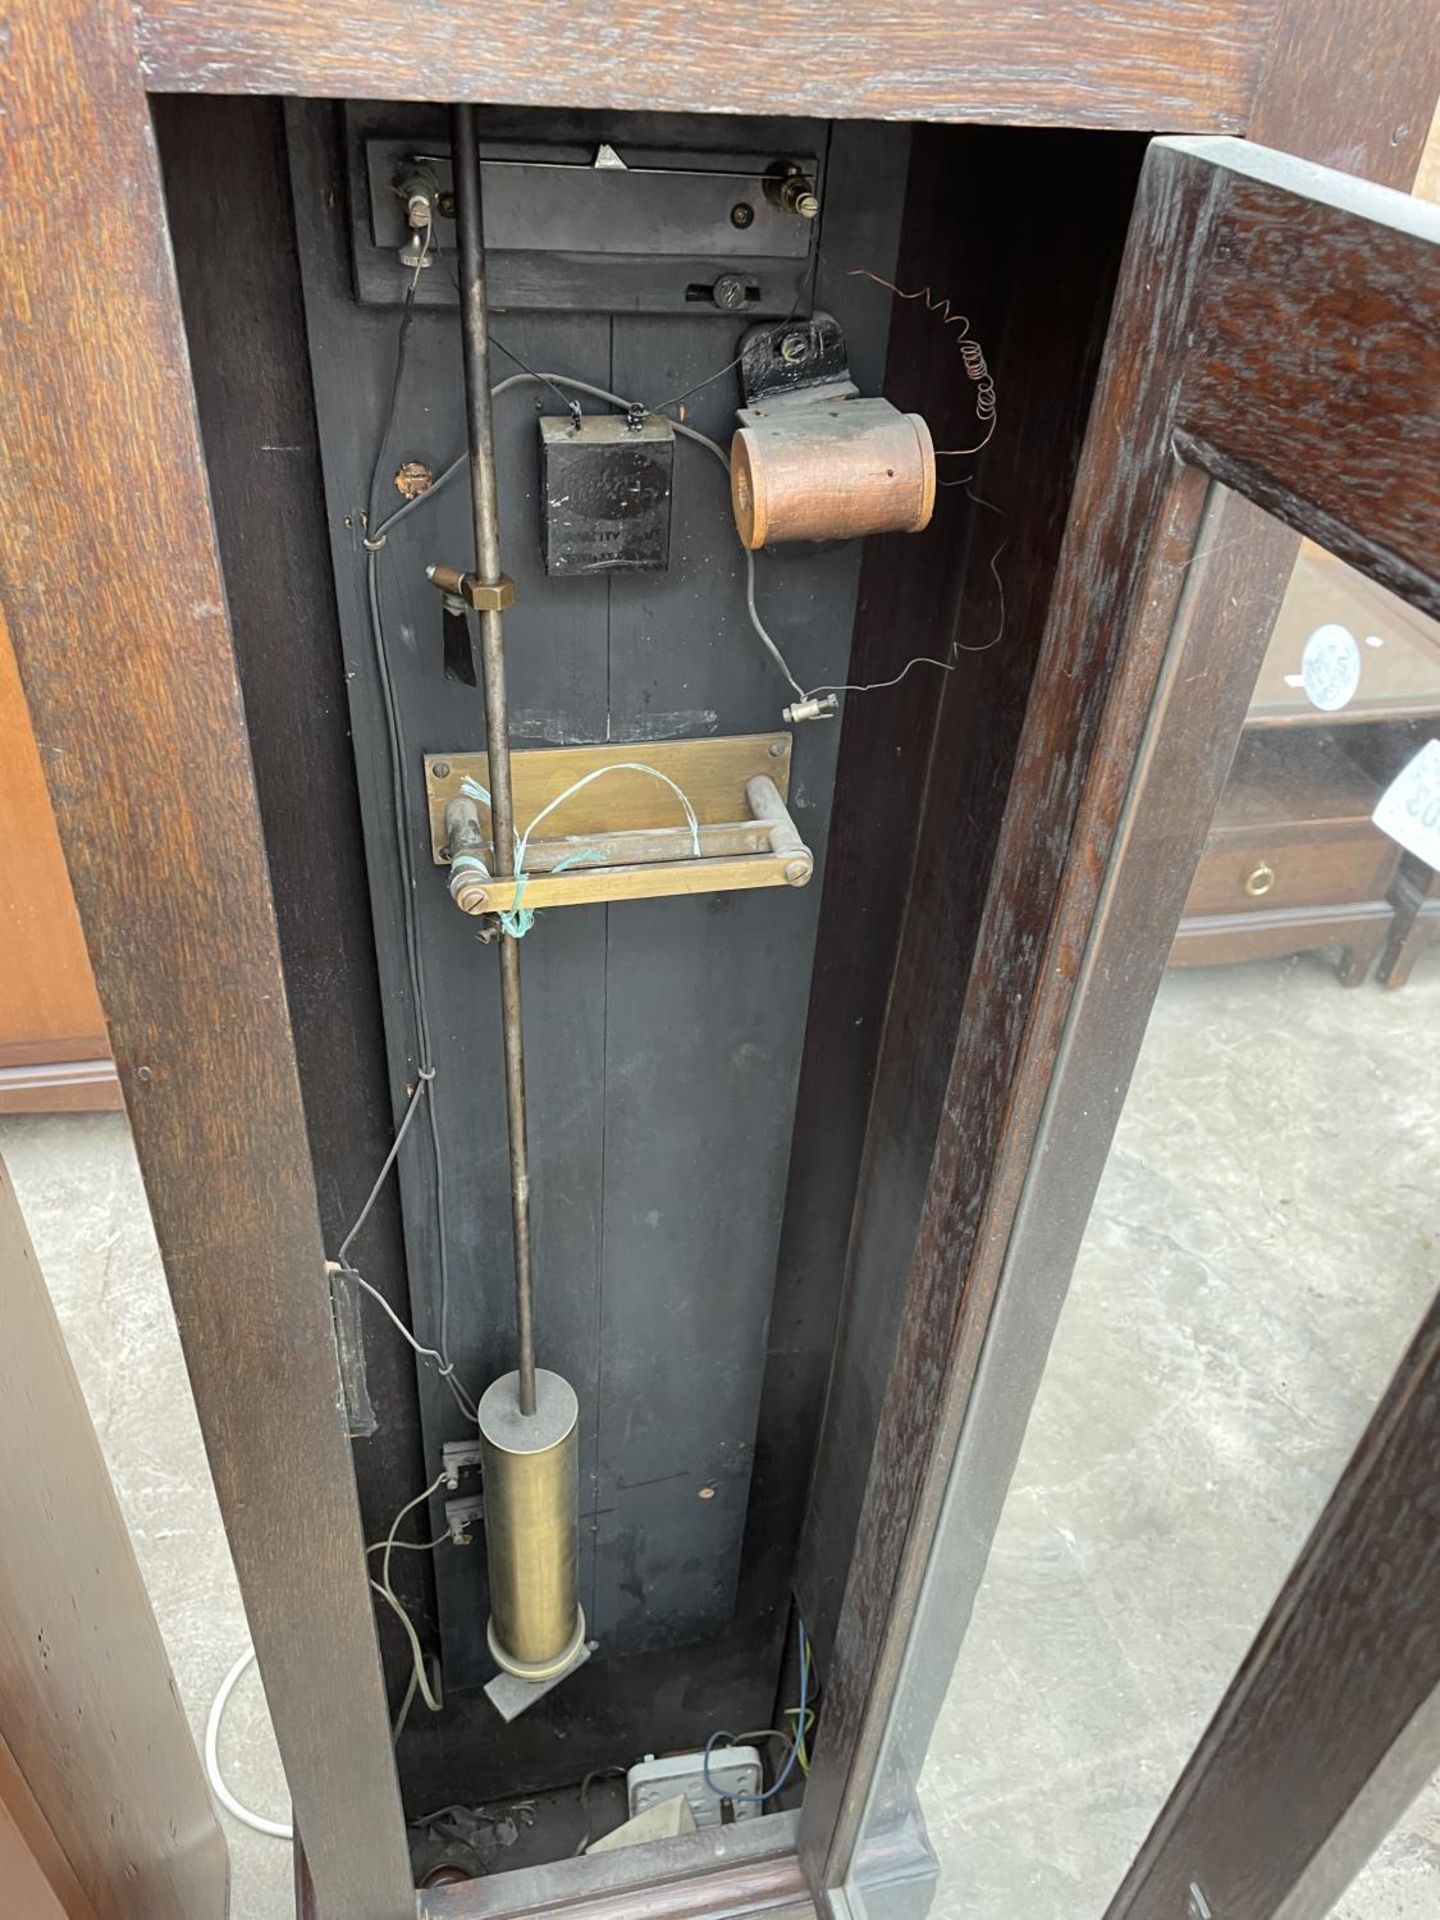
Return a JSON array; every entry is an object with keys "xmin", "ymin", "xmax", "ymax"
[
  {"xmin": 786, "ymin": 1622, "xmax": 816, "ymax": 1773},
  {"xmin": 358, "ymin": 289, "xmax": 476, "ymax": 1427},
  {"xmin": 204, "ymin": 1478, "xmax": 453, "ymax": 1842},
  {"xmin": 336, "ymin": 1070, "xmax": 431, "ymax": 1266},
  {"xmin": 367, "ymin": 371, "xmax": 804, "ymax": 702},
  {"xmin": 574, "ymin": 1765, "xmax": 629, "ymax": 1855},
  {"xmin": 847, "ymin": 269, "xmax": 997, "ymax": 457},
  {"xmin": 371, "ymin": 367, "xmax": 1000, "ymax": 705},
  {"xmin": 702, "ymin": 1614, "xmax": 811, "ymax": 1807},
  {"xmin": 330, "ymin": 1259, "xmax": 476, "ymax": 1416},
  {"xmin": 204, "ymin": 1647, "xmax": 294, "ymax": 1842},
  {"xmin": 371, "ymin": 1472, "xmax": 451, "ymax": 1717}
]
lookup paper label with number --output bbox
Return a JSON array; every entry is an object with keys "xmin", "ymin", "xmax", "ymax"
[{"xmin": 1373, "ymin": 738, "xmax": 1440, "ymax": 867}]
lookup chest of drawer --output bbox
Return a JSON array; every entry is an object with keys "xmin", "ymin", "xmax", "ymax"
[{"xmin": 1184, "ymin": 825, "xmax": 1400, "ymax": 918}]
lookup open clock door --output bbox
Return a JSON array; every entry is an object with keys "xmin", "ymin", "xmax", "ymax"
[{"xmin": 802, "ymin": 136, "xmax": 1440, "ymax": 1920}]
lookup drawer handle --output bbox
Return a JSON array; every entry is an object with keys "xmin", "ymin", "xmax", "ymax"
[{"xmin": 1244, "ymin": 861, "xmax": 1276, "ymax": 898}]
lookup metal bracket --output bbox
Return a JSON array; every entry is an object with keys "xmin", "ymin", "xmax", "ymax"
[
  {"xmin": 483, "ymin": 1636, "xmax": 594, "ymax": 1723},
  {"xmin": 443, "ymin": 1493, "xmax": 485, "ymax": 1546},
  {"xmin": 738, "ymin": 310, "xmax": 854, "ymax": 408},
  {"xmin": 425, "ymin": 735, "xmax": 813, "ymax": 915}
]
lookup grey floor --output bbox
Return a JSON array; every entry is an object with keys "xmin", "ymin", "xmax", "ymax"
[
  {"xmin": 2, "ymin": 952, "xmax": 1437, "ymax": 1920},
  {"xmin": 907, "ymin": 955, "xmax": 1440, "ymax": 1918}
]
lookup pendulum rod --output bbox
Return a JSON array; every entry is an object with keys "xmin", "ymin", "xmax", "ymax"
[{"xmin": 450, "ymin": 99, "xmax": 537, "ymax": 1419}]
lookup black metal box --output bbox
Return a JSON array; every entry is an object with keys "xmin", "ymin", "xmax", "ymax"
[{"xmin": 539, "ymin": 414, "xmax": 674, "ymax": 576}]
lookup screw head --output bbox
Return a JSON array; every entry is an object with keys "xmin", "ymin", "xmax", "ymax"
[
  {"xmin": 779, "ymin": 331, "xmax": 809, "ymax": 366},
  {"xmin": 730, "ymin": 201, "xmax": 754, "ymax": 229},
  {"xmin": 712, "ymin": 273, "xmax": 749, "ymax": 311},
  {"xmin": 768, "ymin": 740, "xmax": 784, "ymax": 757},
  {"xmin": 437, "ymin": 191, "xmax": 456, "ymax": 219},
  {"xmin": 433, "ymin": 760, "xmax": 450, "ymax": 777},
  {"xmin": 394, "ymin": 459, "xmax": 434, "ymax": 500}
]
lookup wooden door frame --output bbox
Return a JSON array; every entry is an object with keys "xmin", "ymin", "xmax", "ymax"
[
  {"xmin": 0, "ymin": 0, "xmax": 1434, "ymax": 1915},
  {"xmin": 807, "ymin": 135, "xmax": 1440, "ymax": 1913}
]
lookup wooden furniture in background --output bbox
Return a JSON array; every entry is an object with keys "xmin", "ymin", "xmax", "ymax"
[
  {"xmin": 0, "ymin": 1156, "xmax": 228, "ymax": 1917},
  {"xmin": 1170, "ymin": 546, "xmax": 1440, "ymax": 983},
  {"xmin": 1379, "ymin": 852, "xmax": 1440, "ymax": 985},
  {"xmin": 0, "ymin": 612, "xmax": 119, "ymax": 1113}
]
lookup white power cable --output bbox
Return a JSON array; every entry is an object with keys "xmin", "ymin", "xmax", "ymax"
[
  {"xmin": 206, "ymin": 1478, "xmax": 451, "ymax": 1841},
  {"xmin": 205, "ymin": 1647, "xmax": 294, "ymax": 1841}
]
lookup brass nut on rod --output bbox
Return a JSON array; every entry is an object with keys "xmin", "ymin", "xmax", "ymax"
[{"xmin": 426, "ymin": 562, "xmax": 518, "ymax": 612}]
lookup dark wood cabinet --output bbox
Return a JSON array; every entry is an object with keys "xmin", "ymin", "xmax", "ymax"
[{"xmin": 1, "ymin": 7, "xmax": 1437, "ymax": 1920}]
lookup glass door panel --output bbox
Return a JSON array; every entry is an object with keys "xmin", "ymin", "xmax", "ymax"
[{"xmin": 842, "ymin": 506, "xmax": 1440, "ymax": 1920}]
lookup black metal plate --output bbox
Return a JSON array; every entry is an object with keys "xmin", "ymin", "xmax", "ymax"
[
  {"xmin": 540, "ymin": 415, "xmax": 674, "ymax": 576},
  {"xmin": 349, "ymin": 105, "xmax": 824, "ymax": 315}
]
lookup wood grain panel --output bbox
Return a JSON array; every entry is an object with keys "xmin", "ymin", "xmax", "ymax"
[
  {"xmin": 798, "ymin": 136, "xmax": 1224, "ymax": 1884},
  {"xmin": 151, "ymin": 92, "xmax": 432, "ymax": 1718},
  {"xmin": 133, "ymin": 0, "xmax": 1268, "ymax": 128},
  {"xmin": 0, "ymin": 1729, "xmax": 98, "ymax": 1920},
  {"xmin": 794, "ymin": 125, "xmax": 1146, "ymax": 1665},
  {"xmin": 0, "ymin": 606, "xmax": 116, "ymax": 1111},
  {"xmin": 0, "ymin": 1797, "xmax": 72, "ymax": 1920},
  {"xmin": 0, "ymin": 1160, "xmax": 227, "ymax": 1918},
  {"xmin": 801, "ymin": 133, "xmax": 1440, "ymax": 1914},
  {"xmin": 420, "ymin": 1810, "xmax": 811, "ymax": 1918},
  {"xmin": 1249, "ymin": 0, "xmax": 1440, "ymax": 191},
  {"xmin": 1176, "ymin": 142, "xmax": 1440, "ymax": 604},
  {"xmin": 0, "ymin": 7, "xmax": 413, "ymax": 1914}
]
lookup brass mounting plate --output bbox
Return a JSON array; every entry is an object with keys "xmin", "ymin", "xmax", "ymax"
[{"xmin": 423, "ymin": 733, "xmax": 792, "ymax": 864}]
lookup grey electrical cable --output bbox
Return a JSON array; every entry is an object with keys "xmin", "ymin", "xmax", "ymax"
[
  {"xmin": 371, "ymin": 1471, "xmax": 450, "ymax": 1716},
  {"xmin": 336, "ymin": 1070, "xmax": 431, "ymax": 1266}
]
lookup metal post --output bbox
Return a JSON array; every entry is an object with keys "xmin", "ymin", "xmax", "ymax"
[{"xmin": 450, "ymin": 100, "xmax": 537, "ymax": 1419}]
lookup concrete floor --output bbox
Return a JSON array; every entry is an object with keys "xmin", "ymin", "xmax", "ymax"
[
  {"xmin": 2, "ymin": 953, "xmax": 1437, "ymax": 1919},
  {"xmin": 902, "ymin": 955, "xmax": 1440, "ymax": 1918}
]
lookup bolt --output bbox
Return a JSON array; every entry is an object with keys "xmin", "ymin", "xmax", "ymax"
[
  {"xmin": 778, "ymin": 172, "xmax": 821, "ymax": 220},
  {"xmin": 712, "ymin": 273, "xmax": 749, "ymax": 311},
  {"xmin": 730, "ymin": 201, "xmax": 754, "ymax": 228},
  {"xmin": 394, "ymin": 459, "xmax": 434, "ymax": 500},
  {"xmin": 433, "ymin": 760, "xmax": 450, "ymax": 778},
  {"xmin": 779, "ymin": 330, "xmax": 809, "ymax": 365}
]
